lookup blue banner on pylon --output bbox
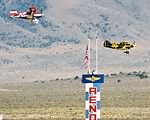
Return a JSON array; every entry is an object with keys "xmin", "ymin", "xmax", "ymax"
[{"xmin": 82, "ymin": 74, "xmax": 104, "ymax": 83}]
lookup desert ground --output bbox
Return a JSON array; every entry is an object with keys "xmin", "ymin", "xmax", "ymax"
[{"xmin": 0, "ymin": 73, "xmax": 150, "ymax": 120}]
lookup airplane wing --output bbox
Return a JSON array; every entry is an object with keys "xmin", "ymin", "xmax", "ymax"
[
  {"xmin": 9, "ymin": 11, "xmax": 28, "ymax": 19},
  {"xmin": 33, "ymin": 13, "xmax": 44, "ymax": 18}
]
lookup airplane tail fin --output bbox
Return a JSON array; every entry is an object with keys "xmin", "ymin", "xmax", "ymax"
[
  {"xmin": 103, "ymin": 40, "xmax": 112, "ymax": 48},
  {"xmin": 133, "ymin": 41, "xmax": 136, "ymax": 47}
]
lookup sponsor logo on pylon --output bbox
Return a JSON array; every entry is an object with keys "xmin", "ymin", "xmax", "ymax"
[{"xmin": 82, "ymin": 74, "xmax": 104, "ymax": 83}]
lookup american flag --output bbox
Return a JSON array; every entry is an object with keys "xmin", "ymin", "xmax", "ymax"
[{"xmin": 83, "ymin": 45, "xmax": 89, "ymax": 69}]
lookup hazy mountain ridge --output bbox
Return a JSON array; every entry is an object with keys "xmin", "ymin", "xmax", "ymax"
[
  {"xmin": 0, "ymin": 0, "xmax": 150, "ymax": 48},
  {"xmin": 0, "ymin": 0, "xmax": 150, "ymax": 80}
]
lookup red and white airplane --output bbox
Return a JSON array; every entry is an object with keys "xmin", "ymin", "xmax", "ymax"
[{"xmin": 9, "ymin": 5, "xmax": 44, "ymax": 24}]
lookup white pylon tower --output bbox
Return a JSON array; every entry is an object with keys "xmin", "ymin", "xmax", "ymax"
[{"xmin": 82, "ymin": 32, "xmax": 104, "ymax": 120}]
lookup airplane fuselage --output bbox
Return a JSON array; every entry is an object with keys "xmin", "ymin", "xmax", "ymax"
[
  {"xmin": 103, "ymin": 40, "xmax": 136, "ymax": 54},
  {"xmin": 9, "ymin": 7, "xmax": 44, "ymax": 24}
]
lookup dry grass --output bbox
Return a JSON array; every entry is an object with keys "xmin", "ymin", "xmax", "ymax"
[
  {"xmin": 0, "ymin": 75, "xmax": 150, "ymax": 120},
  {"xmin": 102, "ymin": 107, "xmax": 150, "ymax": 120}
]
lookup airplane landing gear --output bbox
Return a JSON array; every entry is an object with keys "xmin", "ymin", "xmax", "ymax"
[
  {"xmin": 124, "ymin": 51, "xmax": 129, "ymax": 54},
  {"xmin": 33, "ymin": 17, "xmax": 39, "ymax": 24}
]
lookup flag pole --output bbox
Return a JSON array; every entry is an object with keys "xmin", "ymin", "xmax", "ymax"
[
  {"xmin": 88, "ymin": 38, "xmax": 91, "ymax": 73},
  {"xmin": 96, "ymin": 33, "xmax": 98, "ymax": 74}
]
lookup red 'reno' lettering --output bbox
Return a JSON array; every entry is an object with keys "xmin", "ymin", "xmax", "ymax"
[
  {"xmin": 89, "ymin": 87, "xmax": 96, "ymax": 95},
  {"xmin": 89, "ymin": 114, "xmax": 96, "ymax": 120}
]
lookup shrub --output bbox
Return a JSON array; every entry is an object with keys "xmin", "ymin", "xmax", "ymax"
[{"xmin": 74, "ymin": 76, "xmax": 79, "ymax": 80}]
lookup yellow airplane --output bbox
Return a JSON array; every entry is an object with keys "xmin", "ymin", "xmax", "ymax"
[{"xmin": 103, "ymin": 40, "xmax": 136, "ymax": 54}]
